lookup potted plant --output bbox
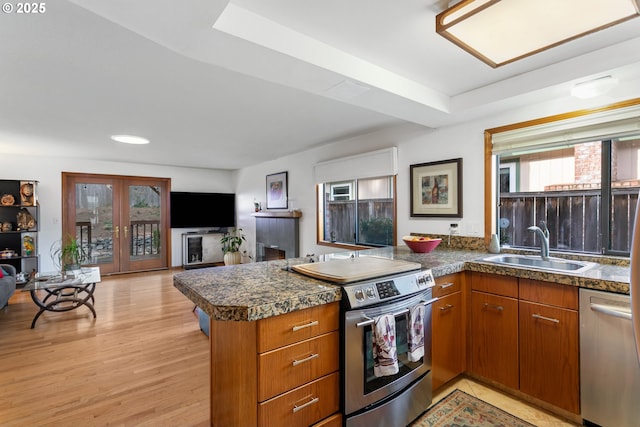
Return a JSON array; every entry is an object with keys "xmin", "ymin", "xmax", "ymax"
[
  {"xmin": 51, "ymin": 234, "xmax": 87, "ymax": 272},
  {"xmin": 220, "ymin": 228, "xmax": 245, "ymax": 265}
]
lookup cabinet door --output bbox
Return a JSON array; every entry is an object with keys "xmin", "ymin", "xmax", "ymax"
[
  {"xmin": 470, "ymin": 290, "xmax": 519, "ymax": 389},
  {"xmin": 432, "ymin": 291, "xmax": 464, "ymax": 390},
  {"xmin": 519, "ymin": 300, "xmax": 580, "ymax": 414}
]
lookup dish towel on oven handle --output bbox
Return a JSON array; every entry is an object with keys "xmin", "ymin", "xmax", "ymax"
[
  {"xmin": 407, "ymin": 303, "xmax": 425, "ymax": 362},
  {"xmin": 372, "ymin": 314, "xmax": 399, "ymax": 377}
]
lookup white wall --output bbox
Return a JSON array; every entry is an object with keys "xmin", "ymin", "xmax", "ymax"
[
  {"xmin": 1, "ymin": 154, "xmax": 234, "ymax": 270},
  {"xmin": 233, "ymin": 122, "xmax": 486, "ymax": 258},
  {"xmin": 2, "ymin": 96, "xmax": 599, "ymax": 270},
  {"xmin": 233, "ymin": 96, "xmax": 591, "ymax": 258}
]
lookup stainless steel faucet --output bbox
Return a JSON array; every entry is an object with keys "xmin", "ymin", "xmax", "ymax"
[{"xmin": 528, "ymin": 221, "xmax": 550, "ymax": 260}]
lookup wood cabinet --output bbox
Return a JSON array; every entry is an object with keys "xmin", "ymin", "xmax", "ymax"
[
  {"xmin": 431, "ymin": 273, "xmax": 465, "ymax": 390},
  {"xmin": 468, "ymin": 272, "xmax": 580, "ymax": 415},
  {"xmin": 519, "ymin": 279, "xmax": 579, "ymax": 414},
  {"xmin": 469, "ymin": 272, "xmax": 519, "ymax": 390},
  {"xmin": 311, "ymin": 413, "xmax": 342, "ymax": 427},
  {"xmin": 210, "ymin": 302, "xmax": 340, "ymax": 427},
  {"xmin": 257, "ymin": 332, "xmax": 339, "ymax": 401}
]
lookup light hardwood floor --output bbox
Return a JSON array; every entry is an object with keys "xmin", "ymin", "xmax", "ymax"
[
  {"xmin": 0, "ymin": 270, "xmax": 209, "ymax": 427},
  {"xmin": 1, "ymin": 269, "xmax": 578, "ymax": 427}
]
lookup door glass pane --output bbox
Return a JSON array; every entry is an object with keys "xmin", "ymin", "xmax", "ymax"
[
  {"xmin": 75, "ymin": 183, "xmax": 114, "ymax": 265},
  {"xmin": 129, "ymin": 185, "xmax": 162, "ymax": 261}
]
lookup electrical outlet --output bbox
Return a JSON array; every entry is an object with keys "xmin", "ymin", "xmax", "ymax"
[
  {"xmin": 449, "ymin": 223, "xmax": 459, "ymax": 234},
  {"xmin": 468, "ymin": 221, "xmax": 481, "ymax": 235}
]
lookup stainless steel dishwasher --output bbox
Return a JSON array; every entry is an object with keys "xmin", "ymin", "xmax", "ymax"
[{"xmin": 580, "ymin": 289, "xmax": 640, "ymax": 427}]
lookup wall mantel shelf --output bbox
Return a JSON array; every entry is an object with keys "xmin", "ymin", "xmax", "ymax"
[{"xmin": 252, "ymin": 210, "xmax": 302, "ymax": 219}]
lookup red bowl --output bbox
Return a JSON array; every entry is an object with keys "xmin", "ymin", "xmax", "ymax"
[{"xmin": 402, "ymin": 236, "xmax": 442, "ymax": 253}]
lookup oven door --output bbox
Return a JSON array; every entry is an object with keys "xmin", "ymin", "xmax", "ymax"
[{"xmin": 343, "ymin": 288, "xmax": 435, "ymax": 416}]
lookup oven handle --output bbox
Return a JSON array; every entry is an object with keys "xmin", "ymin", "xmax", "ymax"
[{"xmin": 355, "ymin": 297, "xmax": 439, "ymax": 328}]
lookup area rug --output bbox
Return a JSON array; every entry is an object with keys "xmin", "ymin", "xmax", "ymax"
[{"xmin": 413, "ymin": 389, "xmax": 536, "ymax": 427}]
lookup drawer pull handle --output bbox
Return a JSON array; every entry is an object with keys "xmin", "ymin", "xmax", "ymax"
[
  {"xmin": 440, "ymin": 304, "xmax": 454, "ymax": 311},
  {"xmin": 293, "ymin": 396, "xmax": 319, "ymax": 413},
  {"xmin": 292, "ymin": 320, "xmax": 319, "ymax": 332},
  {"xmin": 440, "ymin": 282, "xmax": 454, "ymax": 289},
  {"xmin": 532, "ymin": 313, "xmax": 560, "ymax": 323},
  {"xmin": 292, "ymin": 353, "xmax": 319, "ymax": 366},
  {"xmin": 483, "ymin": 302, "xmax": 504, "ymax": 311}
]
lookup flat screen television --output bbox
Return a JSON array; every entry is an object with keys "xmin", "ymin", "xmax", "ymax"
[{"xmin": 170, "ymin": 192, "xmax": 236, "ymax": 229}]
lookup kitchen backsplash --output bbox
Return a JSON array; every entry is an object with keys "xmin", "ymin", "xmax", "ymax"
[{"xmin": 410, "ymin": 232, "xmax": 630, "ymax": 267}]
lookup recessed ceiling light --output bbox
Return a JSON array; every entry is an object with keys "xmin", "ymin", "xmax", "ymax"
[
  {"xmin": 111, "ymin": 134, "xmax": 150, "ymax": 145},
  {"xmin": 570, "ymin": 76, "xmax": 619, "ymax": 99}
]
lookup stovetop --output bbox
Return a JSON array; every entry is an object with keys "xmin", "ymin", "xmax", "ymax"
[{"xmin": 290, "ymin": 255, "xmax": 423, "ymax": 283}]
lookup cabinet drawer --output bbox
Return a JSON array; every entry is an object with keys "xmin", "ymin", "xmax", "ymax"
[
  {"xmin": 471, "ymin": 272, "xmax": 518, "ymax": 298},
  {"xmin": 311, "ymin": 413, "xmax": 342, "ymax": 427},
  {"xmin": 258, "ymin": 331, "xmax": 339, "ymax": 401},
  {"xmin": 433, "ymin": 273, "xmax": 462, "ymax": 297},
  {"xmin": 519, "ymin": 279, "xmax": 578, "ymax": 309},
  {"xmin": 258, "ymin": 372, "xmax": 340, "ymax": 427},
  {"xmin": 257, "ymin": 302, "xmax": 339, "ymax": 352}
]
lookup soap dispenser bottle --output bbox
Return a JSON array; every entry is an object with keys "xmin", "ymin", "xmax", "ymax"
[{"xmin": 489, "ymin": 233, "xmax": 500, "ymax": 254}]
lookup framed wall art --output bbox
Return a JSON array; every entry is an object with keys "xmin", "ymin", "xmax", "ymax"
[
  {"xmin": 410, "ymin": 158, "xmax": 462, "ymax": 218},
  {"xmin": 266, "ymin": 171, "xmax": 288, "ymax": 209}
]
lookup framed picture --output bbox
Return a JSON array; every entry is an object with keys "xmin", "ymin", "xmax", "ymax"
[
  {"xmin": 266, "ymin": 171, "xmax": 288, "ymax": 209},
  {"xmin": 410, "ymin": 158, "xmax": 462, "ymax": 218}
]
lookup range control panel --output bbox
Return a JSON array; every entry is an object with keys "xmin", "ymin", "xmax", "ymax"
[{"xmin": 343, "ymin": 269, "xmax": 434, "ymax": 308}]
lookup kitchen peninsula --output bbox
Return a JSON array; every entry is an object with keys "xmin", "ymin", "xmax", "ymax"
[{"xmin": 173, "ymin": 246, "xmax": 631, "ymax": 427}]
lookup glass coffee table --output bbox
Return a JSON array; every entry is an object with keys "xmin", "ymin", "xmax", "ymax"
[{"xmin": 22, "ymin": 267, "xmax": 101, "ymax": 328}]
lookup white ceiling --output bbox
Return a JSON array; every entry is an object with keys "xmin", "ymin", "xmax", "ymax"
[{"xmin": 1, "ymin": 0, "xmax": 640, "ymax": 169}]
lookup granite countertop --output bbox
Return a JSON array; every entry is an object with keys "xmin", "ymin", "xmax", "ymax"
[
  {"xmin": 173, "ymin": 258, "xmax": 344, "ymax": 321},
  {"xmin": 173, "ymin": 246, "xmax": 631, "ymax": 322}
]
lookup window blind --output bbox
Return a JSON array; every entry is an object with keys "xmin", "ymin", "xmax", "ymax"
[
  {"xmin": 492, "ymin": 104, "xmax": 640, "ymax": 155},
  {"xmin": 313, "ymin": 147, "xmax": 398, "ymax": 183}
]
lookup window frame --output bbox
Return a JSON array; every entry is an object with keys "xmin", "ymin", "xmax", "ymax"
[
  {"xmin": 317, "ymin": 175, "xmax": 397, "ymax": 250},
  {"xmin": 329, "ymin": 181, "xmax": 354, "ymax": 201},
  {"xmin": 485, "ymin": 98, "xmax": 640, "ymax": 256}
]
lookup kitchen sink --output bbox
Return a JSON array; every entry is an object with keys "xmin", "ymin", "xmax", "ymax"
[{"xmin": 481, "ymin": 254, "xmax": 596, "ymax": 274}]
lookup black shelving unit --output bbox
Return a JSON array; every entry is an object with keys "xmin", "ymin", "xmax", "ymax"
[{"xmin": 0, "ymin": 179, "xmax": 39, "ymax": 284}]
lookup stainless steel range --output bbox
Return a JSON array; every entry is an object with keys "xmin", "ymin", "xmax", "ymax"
[{"xmin": 292, "ymin": 256, "xmax": 437, "ymax": 427}]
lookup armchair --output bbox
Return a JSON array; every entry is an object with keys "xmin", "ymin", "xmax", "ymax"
[{"xmin": 0, "ymin": 264, "xmax": 16, "ymax": 309}]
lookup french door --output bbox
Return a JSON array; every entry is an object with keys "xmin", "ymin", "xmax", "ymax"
[{"xmin": 62, "ymin": 173, "xmax": 170, "ymax": 275}]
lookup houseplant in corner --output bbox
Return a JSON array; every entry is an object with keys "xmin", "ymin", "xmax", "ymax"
[
  {"xmin": 220, "ymin": 228, "xmax": 245, "ymax": 265},
  {"xmin": 51, "ymin": 234, "xmax": 87, "ymax": 273}
]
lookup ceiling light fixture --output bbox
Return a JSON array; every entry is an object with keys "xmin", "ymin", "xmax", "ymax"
[
  {"xmin": 436, "ymin": 0, "xmax": 640, "ymax": 68},
  {"xmin": 111, "ymin": 134, "xmax": 150, "ymax": 145},
  {"xmin": 570, "ymin": 76, "xmax": 619, "ymax": 99}
]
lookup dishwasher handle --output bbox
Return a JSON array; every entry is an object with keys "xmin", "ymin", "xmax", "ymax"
[{"xmin": 590, "ymin": 302, "xmax": 632, "ymax": 321}]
